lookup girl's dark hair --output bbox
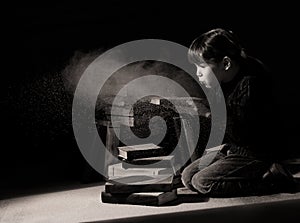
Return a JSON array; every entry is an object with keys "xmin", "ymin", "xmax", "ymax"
[{"xmin": 188, "ymin": 28, "xmax": 247, "ymax": 64}]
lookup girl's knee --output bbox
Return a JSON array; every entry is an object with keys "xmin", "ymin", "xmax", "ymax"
[
  {"xmin": 181, "ymin": 166, "xmax": 200, "ymax": 191},
  {"xmin": 181, "ymin": 167, "xmax": 193, "ymax": 189},
  {"xmin": 191, "ymin": 172, "xmax": 215, "ymax": 194}
]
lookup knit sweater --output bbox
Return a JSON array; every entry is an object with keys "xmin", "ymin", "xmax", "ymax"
[{"xmin": 221, "ymin": 56, "xmax": 276, "ymax": 160}]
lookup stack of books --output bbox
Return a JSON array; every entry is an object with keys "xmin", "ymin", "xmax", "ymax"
[{"xmin": 101, "ymin": 143, "xmax": 181, "ymax": 206}]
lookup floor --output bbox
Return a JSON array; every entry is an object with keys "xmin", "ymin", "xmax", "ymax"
[{"xmin": 1, "ymin": 180, "xmax": 300, "ymax": 223}]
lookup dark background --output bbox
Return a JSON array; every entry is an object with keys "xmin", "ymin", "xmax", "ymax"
[{"xmin": 2, "ymin": 1, "xmax": 300, "ymax": 198}]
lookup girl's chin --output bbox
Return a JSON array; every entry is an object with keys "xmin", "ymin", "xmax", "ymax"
[
  {"xmin": 199, "ymin": 81, "xmax": 210, "ymax": 89},
  {"xmin": 203, "ymin": 84, "xmax": 212, "ymax": 89}
]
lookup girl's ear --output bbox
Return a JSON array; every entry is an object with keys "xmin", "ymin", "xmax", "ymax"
[{"xmin": 223, "ymin": 56, "xmax": 231, "ymax": 71}]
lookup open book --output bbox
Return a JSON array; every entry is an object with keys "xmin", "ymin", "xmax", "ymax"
[
  {"xmin": 107, "ymin": 163, "xmax": 174, "ymax": 177},
  {"xmin": 105, "ymin": 175, "xmax": 175, "ymax": 194}
]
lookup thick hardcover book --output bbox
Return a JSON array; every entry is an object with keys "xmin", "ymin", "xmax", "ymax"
[
  {"xmin": 121, "ymin": 155, "xmax": 175, "ymax": 169},
  {"xmin": 101, "ymin": 189, "xmax": 177, "ymax": 206},
  {"xmin": 117, "ymin": 143, "xmax": 165, "ymax": 160},
  {"xmin": 155, "ymin": 97, "xmax": 211, "ymax": 117},
  {"xmin": 107, "ymin": 163, "xmax": 174, "ymax": 177},
  {"xmin": 105, "ymin": 175, "xmax": 175, "ymax": 194}
]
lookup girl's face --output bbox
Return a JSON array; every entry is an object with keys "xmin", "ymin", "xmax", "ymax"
[{"xmin": 194, "ymin": 60, "xmax": 224, "ymax": 89}]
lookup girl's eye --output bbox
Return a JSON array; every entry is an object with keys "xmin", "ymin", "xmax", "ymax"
[{"xmin": 198, "ymin": 63, "xmax": 206, "ymax": 68}]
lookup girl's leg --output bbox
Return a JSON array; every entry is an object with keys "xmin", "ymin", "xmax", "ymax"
[
  {"xmin": 181, "ymin": 157, "xmax": 203, "ymax": 191},
  {"xmin": 191, "ymin": 154, "xmax": 270, "ymax": 197},
  {"xmin": 181, "ymin": 150, "xmax": 226, "ymax": 191}
]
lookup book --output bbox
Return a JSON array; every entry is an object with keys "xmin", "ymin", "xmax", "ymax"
[
  {"xmin": 175, "ymin": 187, "xmax": 206, "ymax": 203},
  {"xmin": 105, "ymin": 175, "xmax": 175, "ymax": 194},
  {"xmin": 202, "ymin": 144, "xmax": 226, "ymax": 156},
  {"xmin": 152, "ymin": 97, "xmax": 211, "ymax": 117},
  {"xmin": 117, "ymin": 143, "xmax": 165, "ymax": 160},
  {"xmin": 107, "ymin": 163, "xmax": 174, "ymax": 177},
  {"xmin": 121, "ymin": 155, "xmax": 175, "ymax": 169},
  {"xmin": 101, "ymin": 190, "xmax": 177, "ymax": 206}
]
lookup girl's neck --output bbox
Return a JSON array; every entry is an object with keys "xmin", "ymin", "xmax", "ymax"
[{"xmin": 222, "ymin": 62, "xmax": 240, "ymax": 83}]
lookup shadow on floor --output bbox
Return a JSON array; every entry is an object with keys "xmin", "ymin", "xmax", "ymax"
[
  {"xmin": 0, "ymin": 180, "xmax": 106, "ymax": 200},
  {"xmin": 0, "ymin": 161, "xmax": 106, "ymax": 200},
  {"xmin": 85, "ymin": 198, "xmax": 300, "ymax": 223}
]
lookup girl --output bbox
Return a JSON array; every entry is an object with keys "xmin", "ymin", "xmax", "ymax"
[{"xmin": 181, "ymin": 28, "xmax": 295, "ymax": 197}]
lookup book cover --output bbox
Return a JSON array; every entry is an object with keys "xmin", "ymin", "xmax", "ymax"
[
  {"xmin": 158, "ymin": 97, "xmax": 211, "ymax": 117},
  {"xmin": 121, "ymin": 155, "xmax": 175, "ymax": 169},
  {"xmin": 117, "ymin": 143, "xmax": 165, "ymax": 160},
  {"xmin": 107, "ymin": 163, "xmax": 174, "ymax": 177},
  {"xmin": 101, "ymin": 189, "xmax": 177, "ymax": 206}
]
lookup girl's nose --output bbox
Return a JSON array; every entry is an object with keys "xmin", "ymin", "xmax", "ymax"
[{"xmin": 197, "ymin": 72, "xmax": 203, "ymax": 77}]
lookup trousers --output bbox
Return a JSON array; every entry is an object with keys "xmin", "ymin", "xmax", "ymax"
[{"xmin": 181, "ymin": 145, "xmax": 272, "ymax": 197}]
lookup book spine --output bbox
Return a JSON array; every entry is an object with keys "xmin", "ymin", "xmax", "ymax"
[
  {"xmin": 122, "ymin": 156, "xmax": 175, "ymax": 169},
  {"xmin": 108, "ymin": 168, "xmax": 173, "ymax": 177},
  {"xmin": 101, "ymin": 192, "xmax": 158, "ymax": 205},
  {"xmin": 101, "ymin": 190, "xmax": 177, "ymax": 206},
  {"xmin": 126, "ymin": 148, "xmax": 165, "ymax": 160},
  {"xmin": 107, "ymin": 164, "xmax": 174, "ymax": 177},
  {"xmin": 118, "ymin": 150, "xmax": 127, "ymax": 159},
  {"xmin": 105, "ymin": 183, "xmax": 173, "ymax": 194}
]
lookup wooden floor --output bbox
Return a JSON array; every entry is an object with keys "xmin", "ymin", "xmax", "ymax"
[
  {"xmin": 1, "ymin": 160, "xmax": 299, "ymax": 223},
  {"xmin": 1, "ymin": 181, "xmax": 300, "ymax": 223}
]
